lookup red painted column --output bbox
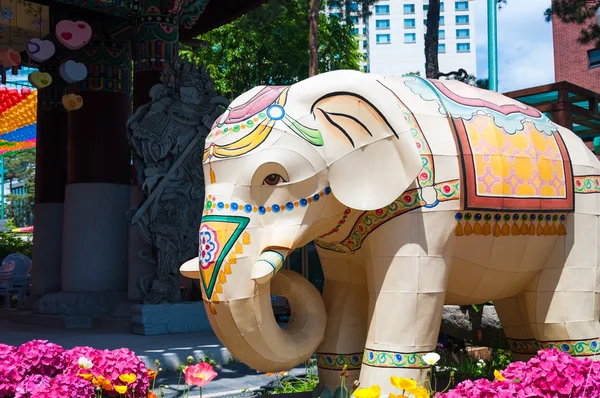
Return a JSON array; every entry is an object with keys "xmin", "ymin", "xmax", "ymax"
[
  {"xmin": 31, "ymin": 83, "xmax": 68, "ymax": 297},
  {"xmin": 60, "ymin": 36, "xmax": 133, "ymax": 295}
]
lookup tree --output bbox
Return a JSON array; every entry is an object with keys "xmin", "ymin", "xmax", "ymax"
[
  {"xmin": 309, "ymin": 0, "xmax": 378, "ymax": 77},
  {"xmin": 545, "ymin": 1, "xmax": 600, "ymax": 47},
  {"xmin": 425, "ymin": 0, "xmax": 507, "ymax": 78},
  {"xmin": 3, "ymin": 150, "xmax": 35, "ymax": 227},
  {"xmin": 184, "ymin": 0, "xmax": 362, "ymax": 98}
]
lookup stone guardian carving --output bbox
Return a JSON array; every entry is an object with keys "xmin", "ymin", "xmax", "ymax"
[{"xmin": 126, "ymin": 57, "xmax": 229, "ymax": 304}]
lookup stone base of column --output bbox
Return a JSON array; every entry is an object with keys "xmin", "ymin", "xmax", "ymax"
[
  {"xmin": 131, "ymin": 302, "xmax": 213, "ymax": 335},
  {"xmin": 33, "ymin": 291, "xmax": 128, "ymax": 316},
  {"xmin": 128, "ymin": 185, "xmax": 155, "ymax": 301},
  {"xmin": 31, "ymin": 203, "xmax": 64, "ymax": 296},
  {"xmin": 62, "ymin": 183, "xmax": 130, "ymax": 293}
]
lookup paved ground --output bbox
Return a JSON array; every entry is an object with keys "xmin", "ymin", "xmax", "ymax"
[{"xmin": 0, "ymin": 320, "xmax": 310, "ymax": 397}]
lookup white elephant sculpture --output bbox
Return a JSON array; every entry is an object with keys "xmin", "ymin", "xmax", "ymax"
[{"xmin": 181, "ymin": 70, "xmax": 600, "ymax": 394}]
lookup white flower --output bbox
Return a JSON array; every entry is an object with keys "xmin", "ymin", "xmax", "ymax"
[
  {"xmin": 477, "ymin": 362, "xmax": 485, "ymax": 368},
  {"xmin": 78, "ymin": 357, "xmax": 93, "ymax": 369},
  {"xmin": 423, "ymin": 352, "xmax": 441, "ymax": 365}
]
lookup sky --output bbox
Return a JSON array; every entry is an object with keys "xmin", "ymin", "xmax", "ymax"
[{"xmin": 475, "ymin": 0, "xmax": 555, "ymax": 93}]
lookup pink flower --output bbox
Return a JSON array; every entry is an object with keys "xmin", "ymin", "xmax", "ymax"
[
  {"xmin": 185, "ymin": 362, "xmax": 218, "ymax": 387},
  {"xmin": 35, "ymin": 373, "xmax": 95, "ymax": 398},
  {"xmin": 16, "ymin": 340, "xmax": 65, "ymax": 377},
  {"xmin": 14, "ymin": 374, "xmax": 51, "ymax": 398}
]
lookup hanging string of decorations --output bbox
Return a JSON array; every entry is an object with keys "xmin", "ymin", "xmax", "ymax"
[{"xmin": 0, "ymin": 86, "xmax": 36, "ymax": 155}]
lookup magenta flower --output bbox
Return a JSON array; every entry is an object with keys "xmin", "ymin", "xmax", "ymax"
[
  {"xmin": 16, "ymin": 340, "xmax": 65, "ymax": 377},
  {"xmin": 14, "ymin": 374, "xmax": 51, "ymax": 398}
]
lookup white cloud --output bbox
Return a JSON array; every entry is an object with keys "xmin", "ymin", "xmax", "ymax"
[{"xmin": 475, "ymin": 0, "xmax": 554, "ymax": 93}]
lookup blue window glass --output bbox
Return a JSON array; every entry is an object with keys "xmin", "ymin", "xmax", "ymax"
[
  {"xmin": 403, "ymin": 4, "xmax": 415, "ymax": 14},
  {"xmin": 438, "ymin": 43, "xmax": 446, "ymax": 53},
  {"xmin": 456, "ymin": 29, "xmax": 470, "ymax": 38},
  {"xmin": 331, "ymin": 12, "xmax": 341, "ymax": 18},
  {"xmin": 423, "ymin": 4, "xmax": 428, "ymax": 11},
  {"xmin": 376, "ymin": 34, "xmax": 391, "ymax": 44},
  {"xmin": 351, "ymin": 16, "xmax": 359, "ymax": 24},
  {"xmin": 439, "ymin": 16, "xmax": 445, "ymax": 25},
  {"xmin": 456, "ymin": 15, "xmax": 469, "ymax": 25},
  {"xmin": 404, "ymin": 33, "xmax": 416, "ymax": 43},
  {"xmin": 363, "ymin": 27, "xmax": 367, "ymax": 34},
  {"xmin": 353, "ymin": 28, "xmax": 359, "ymax": 35},
  {"xmin": 375, "ymin": 5, "xmax": 390, "ymax": 15},
  {"xmin": 362, "ymin": 40, "xmax": 367, "ymax": 48},
  {"xmin": 349, "ymin": 2, "xmax": 359, "ymax": 11},
  {"xmin": 404, "ymin": 18, "xmax": 416, "ymax": 29},
  {"xmin": 376, "ymin": 19, "xmax": 390, "ymax": 29},
  {"xmin": 457, "ymin": 43, "xmax": 471, "ymax": 52},
  {"xmin": 589, "ymin": 48, "xmax": 600, "ymax": 68},
  {"xmin": 440, "ymin": 2, "xmax": 444, "ymax": 11},
  {"xmin": 439, "ymin": 29, "xmax": 445, "ymax": 39},
  {"xmin": 455, "ymin": 1, "xmax": 469, "ymax": 11}
]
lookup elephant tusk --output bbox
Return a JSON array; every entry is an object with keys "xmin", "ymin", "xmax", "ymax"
[
  {"xmin": 251, "ymin": 249, "xmax": 288, "ymax": 284},
  {"xmin": 180, "ymin": 257, "xmax": 200, "ymax": 279}
]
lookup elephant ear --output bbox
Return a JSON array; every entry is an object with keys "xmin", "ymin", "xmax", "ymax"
[{"xmin": 312, "ymin": 88, "xmax": 422, "ymax": 211}]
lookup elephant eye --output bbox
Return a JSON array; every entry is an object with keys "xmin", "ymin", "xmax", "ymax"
[{"xmin": 263, "ymin": 174, "xmax": 287, "ymax": 186}]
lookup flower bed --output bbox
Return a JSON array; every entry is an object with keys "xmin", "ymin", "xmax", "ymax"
[{"xmin": 0, "ymin": 339, "xmax": 218, "ymax": 398}]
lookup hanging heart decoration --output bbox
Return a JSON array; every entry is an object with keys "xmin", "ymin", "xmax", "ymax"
[
  {"xmin": 26, "ymin": 38, "xmax": 56, "ymax": 63},
  {"xmin": 28, "ymin": 71, "xmax": 53, "ymax": 89},
  {"xmin": 59, "ymin": 60, "xmax": 88, "ymax": 83},
  {"xmin": 56, "ymin": 20, "xmax": 92, "ymax": 50},
  {"xmin": 0, "ymin": 49, "xmax": 21, "ymax": 67},
  {"xmin": 62, "ymin": 93, "xmax": 83, "ymax": 111}
]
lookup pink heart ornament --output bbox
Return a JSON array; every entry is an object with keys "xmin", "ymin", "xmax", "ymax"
[
  {"xmin": 0, "ymin": 49, "xmax": 21, "ymax": 67},
  {"xmin": 59, "ymin": 60, "xmax": 88, "ymax": 83},
  {"xmin": 56, "ymin": 20, "xmax": 92, "ymax": 50},
  {"xmin": 26, "ymin": 38, "xmax": 56, "ymax": 63}
]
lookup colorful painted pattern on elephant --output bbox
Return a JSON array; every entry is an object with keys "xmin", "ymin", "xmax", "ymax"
[
  {"xmin": 507, "ymin": 338, "xmax": 600, "ymax": 357},
  {"xmin": 204, "ymin": 86, "xmax": 323, "ymax": 165},
  {"xmin": 454, "ymin": 212, "xmax": 567, "ymax": 237},
  {"xmin": 314, "ymin": 180, "xmax": 459, "ymax": 253},
  {"xmin": 198, "ymin": 215, "xmax": 251, "ymax": 300},
  {"xmin": 204, "ymin": 187, "xmax": 332, "ymax": 216},
  {"xmin": 452, "ymin": 115, "xmax": 574, "ymax": 212},
  {"xmin": 362, "ymin": 349, "xmax": 433, "ymax": 369},
  {"xmin": 574, "ymin": 176, "xmax": 600, "ymax": 193},
  {"xmin": 317, "ymin": 353, "xmax": 363, "ymax": 371}
]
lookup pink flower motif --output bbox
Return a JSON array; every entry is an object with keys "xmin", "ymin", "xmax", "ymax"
[
  {"xmin": 14, "ymin": 374, "xmax": 51, "ymax": 398},
  {"xmin": 185, "ymin": 362, "xmax": 218, "ymax": 387},
  {"xmin": 17, "ymin": 340, "xmax": 65, "ymax": 377}
]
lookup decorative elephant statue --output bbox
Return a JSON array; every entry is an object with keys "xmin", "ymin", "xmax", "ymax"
[{"xmin": 181, "ymin": 70, "xmax": 600, "ymax": 394}]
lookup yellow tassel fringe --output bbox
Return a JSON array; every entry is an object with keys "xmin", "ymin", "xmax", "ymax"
[{"xmin": 455, "ymin": 213, "xmax": 567, "ymax": 237}]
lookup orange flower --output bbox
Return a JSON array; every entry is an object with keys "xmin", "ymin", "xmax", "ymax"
[
  {"xmin": 147, "ymin": 369, "xmax": 157, "ymax": 379},
  {"xmin": 102, "ymin": 380, "xmax": 114, "ymax": 391},
  {"xmin": 77, "ymin": 373, "xmax": 93, "ymax": 381},
  {"xmin": 115, "ymin": 385, "xmax": 128, "ymax": 394},
  {"xmin": 148, "ymin": 393, "xmax": 158, "ymax": 398}
]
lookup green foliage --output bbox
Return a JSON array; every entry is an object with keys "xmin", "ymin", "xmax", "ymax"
[
  {"xmin": 546, "ymin": 1, "xmax": 600, "ymax": 47},
  {"xmin": 182, "ymin": 0, "xmax": 362, "ymax": 98},
  {"xmin": 436, "ymin": 344, "xmax": 513, "ymax": 383},
  {"xmin": 0, "ymin": 232, "xmax": 32, "ymax": 260},
  {"xmin": 4, "ymin": 150, "xmax": 35, "ymax": 227},
  {"xmin": 267, "ymin": 360, "xmax": 319, "ymax": 395}
]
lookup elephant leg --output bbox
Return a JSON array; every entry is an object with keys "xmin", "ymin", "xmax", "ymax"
[
  {"xmin": 359, "ymin": 255, "xmax": 449, "ymax": 394},
  {"xmin": 493, "ymin": 294, "xmax": 537, "ymax": 361},
  {"xmin": 316, "ymin": 250, "xmax": 368, "ymax": 394},
  {"xmin": 521, "ymin": 265, "xmax": 600, "ymax": 360}
]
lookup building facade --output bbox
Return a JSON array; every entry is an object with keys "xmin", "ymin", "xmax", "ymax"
[
  {"xmin": 552, "ymin": 17, "xmax": 600, "ymax": 94},
  {"xmin": 364, "ymin": 0, "xmax": 477, "ymax": 76}
]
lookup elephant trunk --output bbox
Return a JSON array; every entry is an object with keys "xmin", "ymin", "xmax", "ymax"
[{"xmin": 205, "ymin": 269, "xmax": 327, "ymax": 372}]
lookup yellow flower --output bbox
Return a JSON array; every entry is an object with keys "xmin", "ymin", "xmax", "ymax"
[
  {"xmin": 389, "ymin": 394, "xmax": 408, "ymax": 398},
  {"xmin": 390, "ymin": 377, "xmax": 417, "ymax": 392},
  {"xmin": 354, "ymin": 385, "xmax": 381, "ymax": 398},
  {"xmin": 115, "ymin": 385, "xmax": 128, "ymax": 394},
  {"xmin": 494, "ymin": 369, "xmax": 505, "ymax": 382},
  {"xmin": 119, "ymin": 373, "xmax": 137, "ymax": 384},
  {"xmin": 77, "ymin": 373, "xmax": 93, "ymax": 381},
  {"xmin": 408, "ymin": 386, "xmax": 428, "ymax": 398}
]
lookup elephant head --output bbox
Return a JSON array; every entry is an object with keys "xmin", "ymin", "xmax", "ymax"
[{"xmin": 181, "ymin": 70, "xmax": 423, "ymax": 371}]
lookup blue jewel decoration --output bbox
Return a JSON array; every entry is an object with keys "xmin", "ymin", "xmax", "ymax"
[
  {"xmin": 545, "ymin": 214, "xmax": 551, "ymax": 221},
  {"xmin": 258, "ymin": 206, "xmax": 266, "ymax": 215},
  {"xmin": 512, "ymin": 213, "xmax": 519, "ymax": 221},
  {"xmin": 313, "ymin": 194, "xmax": 320, "ymax": 201},
  {"xmin": 560, "ymin": 215, "xmax": 566, "ymax": 221},
  {"xmin": 561, "ymin": 343, "xmax": 570, "ymax": 352},
  {"xmin": 299, "ymin": 199, "xmax": 308, "ymax": 207},
  {"xmin": 231, "ymin": 203, "xmax": 239, "ymax": 211},
  {"xmin": 272, "ymin": 204, "xmax": 280, "ymax": 213},
  {"xmin": 494, "ymin": 214, "xmax": 501, "ymax": 222},
  {"xmin": 530, "ymin": 214, "xmax": 536, "ymax": 221},
  {"xmin": 285, "ymin": 202, "xmax": 294, "ymax": 211},
  {"xmin": 217, "ymin": 202, "xmax": 224, "ymax": 209},
  {"xmin": 455, "ymin": 213, "xmax": 463, "ymax": 221},
  {"xmin": 474, "ymin": 213, "xmax": 482, "ymax": 221},
  {"xmin": 324, "ymin": 187, "xmax": 331, "ymax": 195},
  {"xmin": 244, "ymin": 204, "xmax": 253, "ymax": 213}
]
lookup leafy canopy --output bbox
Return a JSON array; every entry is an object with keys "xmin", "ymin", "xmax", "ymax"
[
  {"xmin": 181, "ymin": 0, "xmax": 362, "ymax": 98},
  {"xmin": 546, "ymin": 1, "xmax": 600, "ymax": 47},
  {"xmin": 3, "ymin": 150, "xmax": 35, "ymax": 228}
]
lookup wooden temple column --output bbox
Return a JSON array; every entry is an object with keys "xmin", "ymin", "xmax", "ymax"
[
  {"xmin": 31, "ymin": 81, "xmax": 68, "ymax": 297},
  {"xmin": 127, "ymin": 6, "xmax": 179, "ymax": 301},
  {"xmin": 60, "ymin": 35, "xmax": 132, "ymax": 299}
]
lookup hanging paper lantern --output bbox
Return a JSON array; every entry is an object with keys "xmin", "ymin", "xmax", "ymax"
[{"xmin": 0, "ymin": 87, "xmax": 37, "ymax": 155}]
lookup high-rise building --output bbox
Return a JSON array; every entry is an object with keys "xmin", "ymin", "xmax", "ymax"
[
  {"xmin": 337, "ymin": 0, "xmax": 477, "ymax": 77},
  {"xmin": 552, "ymin": 16, "xmax": 600, "ymax": 93}
]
